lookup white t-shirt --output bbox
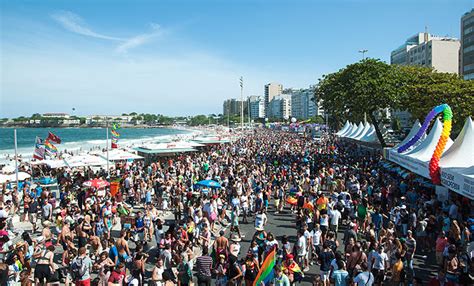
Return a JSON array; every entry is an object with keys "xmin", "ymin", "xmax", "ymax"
[
  {"xmin": 296, "ymin": 235, "xmax": 307, "ymax": 256},
  {"xmin": 353, "ymin": 271, "xmax": 374, "ymax": 286},
  {"xmin": 330, "ymin": 209, "xmax": 341, "ymax": 226},
  {"xmin": 312, "ymin": 229, "xmax": 322, "ymax": 246},
  {"xmin": 255, "ymin": 213, "xmax": 267, "ymax": 229},
  {"xmin": 372, "ymin": 251, "xmax": 388, "ymax": 270}
]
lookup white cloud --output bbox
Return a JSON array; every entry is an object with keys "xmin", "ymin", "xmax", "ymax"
[
  {"xmin": 116, "ymin": 23, "xmax": 163, "ymax": 54},
  {"xmin": 51, "ymin": 11, "xmax": 124, "ymax": 41}
]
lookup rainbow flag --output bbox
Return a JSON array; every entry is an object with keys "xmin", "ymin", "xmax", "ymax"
[
  {"xmin": 44, "ymin": 140, "xmax": 58, "ymax": 154},
  {"xmin": 253, "ymin": 248, "xmax": 276, "ymax": 286}
]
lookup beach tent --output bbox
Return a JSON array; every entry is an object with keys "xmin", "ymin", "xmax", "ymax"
[
  {"xmin": 347, "ymin": 122, "xmax": 364, "ymax": 139},
  {"xmin": 439, "ymin": 117, "xmax": 474, "ymax": 199},
  {"xmin": 389, "ymin": 119, "xmax": 453, "ymax": 179},
  {"xmin": 192, "ymin": 135, "xmax": 231, "ymax": 145},
  {"xmin": 92, "ymin": 149, "xmax": 144, "ymax": 161},
  {"xmin": 353, "ymin": 122, "xmax": 371, "ymax": 141},
  {"xmin": 30, "ymin": 159, "xmax": 67, "ymax": 169},
  {"xmin": 0, "ymin": 172, "xmax": 31, "ymax": 183},
  {"xmin": 336, "ymin": 121, "xmax": 351, "ymax": 135},
  {"xmin": 64, "ymin": 154, "xmax": 111, "ymax": 168}
]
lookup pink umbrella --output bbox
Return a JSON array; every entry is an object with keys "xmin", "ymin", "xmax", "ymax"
[{"xmin": 83, "ymin": 178, "xmax": 110, "ymax": 189}]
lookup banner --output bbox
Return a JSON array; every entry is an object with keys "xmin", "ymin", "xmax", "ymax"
[{"xmin": 111, "ymin": 123, "xmax": 120, "ymax": 149}]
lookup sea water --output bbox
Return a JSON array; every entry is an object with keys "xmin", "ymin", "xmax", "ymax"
[{"xmin": 0, "ymin": 127, "xmax": 192, "ymax": 160}]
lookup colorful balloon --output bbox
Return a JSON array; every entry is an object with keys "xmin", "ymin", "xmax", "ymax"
[{"xmin": 397, "ymin": 104, "xmax": 452, "ymax": 184}]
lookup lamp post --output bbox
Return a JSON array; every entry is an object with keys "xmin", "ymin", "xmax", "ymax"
[
  {"xmin": 358, "ymin": 49, "xmax": 368, "ymax": 60},
  {"xmin": 240, "ymin": 76, "xmax": 244, "ymax": 131}
]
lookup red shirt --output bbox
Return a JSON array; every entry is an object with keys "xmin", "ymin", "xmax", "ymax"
[
  {"xmin": 435, "ymin": 237, "xmax": 448, "ymax": 252},
  {"xmin": 108, "ymin": 270, "xmax": 125, "ymax": 285}
]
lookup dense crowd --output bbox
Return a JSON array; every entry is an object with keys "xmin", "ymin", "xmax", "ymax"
[{"xmin": 0, "ymin": 129, "xmax": 473, "ymax": 286}]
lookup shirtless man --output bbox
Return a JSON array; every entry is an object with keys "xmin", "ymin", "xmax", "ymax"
[
  {"xmin": 214, "ymin": 230, "xmax": 229, "ymax": 257},
  {"xmin": 116, "ymin": 229, "xmax": 131, "ymax": 263}
]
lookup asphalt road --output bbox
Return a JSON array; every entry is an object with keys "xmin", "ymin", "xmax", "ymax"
[{"xmin": 232, "ymin": 203, "xmax": 438, "ymax": 285}]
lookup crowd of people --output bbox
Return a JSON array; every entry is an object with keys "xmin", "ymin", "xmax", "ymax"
[{"xmin": 0, "ymin": 128, "xmax": 473, "ymax": 286}]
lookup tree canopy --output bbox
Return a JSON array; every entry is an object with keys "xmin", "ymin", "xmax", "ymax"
[{"xmin": 315, "ymin": 58, "xmax": 474, "ymax": 147}]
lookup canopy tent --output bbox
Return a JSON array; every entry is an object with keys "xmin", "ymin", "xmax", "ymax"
[
  {"xmin": 344, "ymin": 123, "xmax": 362, "ymax": 138},
  {"xmin": 64, "ymin": 154, "xmax": 111, "ymax": 168},
  {"xmin": 388, "ymin": 120, "xmax": 423, "ymax": 165},
  {"xmin": 348, "ymin": 122, "xmax": 365, "ymax": 138},
  {"xmin": 0, "ymin": 172, "xmax": 31, "ymax": 184},
  {"xmin": 439, "ymin": 117, "xmax": 474, "ymax": 200},
  {"xmin": 388, "ymin": 119, "xmax": 453, "ymax": 180},
  {"xmin": 352, "ymin": 122, "xmax": 371, "ymax": 141},
  {"xmin": 192, "ymin": 135, "xmax": 231, "ymax": 145},
  {"xmin": 339, "ymin": 123, "xmax": 356, "ymax": 137},
  {"xmin": 91, "ymin": 149, "xmax": 144, "ymax": 161},
  {"xmin": 135, "ymin": 141, "xmax": 201, "ymax": 154},
  {"xmin": 360, "ymin": 125, "xmax": 378, "ymax": 142},
  {"xmin": 336, "ymin": 121, "xmax": 351, "ymax": 135},
  {"xmin": 30, "ymin": 159, "xmax": 67, "ymax": 169}
]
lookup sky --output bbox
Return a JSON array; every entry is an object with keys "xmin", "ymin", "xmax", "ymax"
[{"xmin": 0, "ymin": 0, "xmax": 472, "ymax": 117}]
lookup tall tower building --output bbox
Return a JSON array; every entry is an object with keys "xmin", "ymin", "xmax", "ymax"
[
  {"xmin": 264, "ymin": 83, "xmax": 283, "ymax": 117},
  {"xmin": 461, "ymin": 9, "xmax": 474, "ymax": 80}
]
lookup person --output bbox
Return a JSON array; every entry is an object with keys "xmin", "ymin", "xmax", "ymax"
[
  {"xmin": 176, "ymin": 254, "xmax": 192, "ymax": 286},
  {"xmin": 227, "ymin": 254, "xmax": 243, "ymax": 285},
  {"xmin": 116, "ymin": 230, "xmax": 130, "ymax": 264},
  {"xmin": 72, "ymin": 246, "xmax": 93, "ymax": 286},
  {"xmin": 370, "ymin": 245, "xmax": 388, "ymax": 286},
  {"xmin": 319, "ymin": 241, "xmax": 335, "ymax": 286},
  {"xmin": 390, "ymin": 251, "xmax": 404, "ymax": 286},
  {"xmin": 329, "ymin": 206, "xmax": 341, "ymax": 239},
  {"xmin": 353, "ymin": 262, "xmax": 374, "ymax": 286},
  {"xmin": 435, "ymin": 231, "xmax": 448, "ymax": 267},
  {"xmin": 33, "ymin": 244, "xmax": 56, "ymax": 286},
  {"xmin": 244, "ymin": 253, "xmax": 259, "ymax": 286},
  {"xmin": 405, "ymin": 230, "xmax": 416, "ymax": 279},
  {"xmin": 107, "ymin": 263, "xmax": 126, "ymax": 286},
  {"xmin": 272, "ymin": 265, "xmax": 290, "ymax": 286},
  {"xmin": 28, "ymin": 197, "xmax": 39, "ymax": 233},
  {"xmin": 296, "ymin": 230, "xmax": 307, "ymax": 271},
  {"xmin": 196, "ymin": 246, "xmax": 213, "ymax": 286},
  {"xmin": 151, "ymin": 258, "xmax": 165, "ymax": 286},
  {"xmin": 331, "ymin": 260, "xmax": 349, "ymax": 286},
  {"xmin": 255, "ymin": 209, "xmax": 267, "ymax": 231}
]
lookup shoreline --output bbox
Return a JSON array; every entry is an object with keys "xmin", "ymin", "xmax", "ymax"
[{"xmin": 0, "ymin": 124, "xmax": 179, "ymax": 129}]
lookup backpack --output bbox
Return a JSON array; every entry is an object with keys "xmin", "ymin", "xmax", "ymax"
[{"xmin": 71, "ymin": 257, "xmax": 88, "ymax": 281}]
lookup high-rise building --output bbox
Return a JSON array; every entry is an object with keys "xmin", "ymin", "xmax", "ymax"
[
  {"xmin": 223, "ymin": 99, "xmax": 248, "ymax": 116},
  {"xmin": 290, "ymin": 88, "xmax": 319, "ymax": 119},
  {"xmin": 248, "ymin": 96, "xmax": 265, "ymax": 119},
  {"xmin": 264, "ymin": 83, "xmax": 283, "ymax": 117},
  {"xmin": 390, "ymin": 32, "xmax": 460, "ymax": 74},
  {"xmin": 461, "ymin": 9, "xmax": 474, "ymax": 80},
  {"xmin": 268, "ymin": 94, "xmax": 291, "ymax": 120}
]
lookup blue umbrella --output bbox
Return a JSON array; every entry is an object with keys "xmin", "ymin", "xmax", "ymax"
[{"xmin": 196, "ymin": 179, "xmax": 222, "ymax": 189}]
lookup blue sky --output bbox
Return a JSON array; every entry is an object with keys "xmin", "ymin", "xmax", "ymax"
[{"xmin": 1, "ymin": 0, "xmax": 472, "ymax": 117}]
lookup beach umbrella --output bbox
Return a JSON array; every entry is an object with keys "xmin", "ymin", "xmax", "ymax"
[
  {"xmin": 83, "ymin": 178, "xmax": 110, "ymax": 189},
  {"xmin": 196, "ymin": 180, "xmax": 221, "ymax": 189},
  {"xmin": 1, "ymin": 165, "xmax": 15, "ymax": 174}
]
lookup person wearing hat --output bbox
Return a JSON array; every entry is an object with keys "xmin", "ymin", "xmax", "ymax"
[
  {"xmin": 282, "ymin": 253, "xmax": 304, "ymax": 284},
  {"xmin": 229, "ymin": 233, "xmax": 241, "ymax": 257}
]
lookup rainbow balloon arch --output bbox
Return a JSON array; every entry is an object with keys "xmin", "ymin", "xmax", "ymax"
[{"xmin": 385, "ymin": 103, "xmax": 474, "ymax": 200}]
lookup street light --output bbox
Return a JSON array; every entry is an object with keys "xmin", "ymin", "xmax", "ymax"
[{"xmin": 358, "ymin": 49, "xmax": 368, "ymax": 60}]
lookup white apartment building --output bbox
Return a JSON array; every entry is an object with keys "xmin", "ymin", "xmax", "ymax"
[
  {"xmin": 264, "ymin": 83, "xmax": 283, "ymax": 117},
  {"xmin": 248, "ymin": 96, "xmax": 265, "ymax": 119},
  {"xmin": 268, "ymin": 94, "xmax": 291, "ymax": 120},
  {"xmin": 290, "ymin": 88, "xmax": 319, "ymax": 119},
  {"xmin": 390, "ymin": 32, "xmax": 460, "ymax": 74}
]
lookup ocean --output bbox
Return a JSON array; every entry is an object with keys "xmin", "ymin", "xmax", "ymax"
[{"xmin": 0, "ymin": 127, "xmax": 192, "ymax": 158}]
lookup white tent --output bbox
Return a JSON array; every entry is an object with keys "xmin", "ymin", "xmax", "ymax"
[
  {"xmin": 388, "ymin": 120, "xmax": 423, "ymax": 165},
  {"xmin": 30, "ymin": 159, "xmax": 68, "ymax": 169},
  {"xmin": 439, "ymin": 117, "xmax": 473, "ymax": 168},
  {"xmin": 360, "ymin": 125, "xmax": 379, "ymax": 142},
  {"xmin": 339, "ymin": 123, "xmax": 355, "ymax": 137},
  {"xmin": 0, "ymin": 172, "xmax": 31, "ymax": 183},
  {"xmin": 348, "ymin": 122, "xmax": 365, "ymax": 138},
  {"xmin": 439, "ymin": 117, "xmax": 474, "ymax": 200},
  {"xmin": 352, "ymin": 122, "xmax": 371, "ymax": 141},
  {"xmin": 389, "ymin": 119, "xmax": 453, "ymax": 179},
  {"xmin": 336, "ymin": 121, "xmax": 350, "ymax": 135},
  {"xmin": 92, "ymin": 149, "xmax": 144, "ymax": 161},
  {"xmin": 64, "ymin": 154, "xmax": 111, "ymax": 168},
  {"xmin": 343, "ymin": 124, "xmax": 360, "ymax": 138}
]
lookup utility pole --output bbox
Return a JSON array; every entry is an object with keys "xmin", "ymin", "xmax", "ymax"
[{"xmin": 240, "ymin": 76, "xmax": 244, "ymax": 130}]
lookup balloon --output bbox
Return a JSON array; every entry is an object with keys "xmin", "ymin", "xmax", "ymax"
[{"xmin": 397, "ymin": 104, "xmax": 453, "ymax": 184}]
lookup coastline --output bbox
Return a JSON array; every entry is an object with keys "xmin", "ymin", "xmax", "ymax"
[{"xmin": 0, "ymin": 124, "xmax": 178, "ymax": 129}]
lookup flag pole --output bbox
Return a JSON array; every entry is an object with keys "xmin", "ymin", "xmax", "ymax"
[
  {"xmin": 106, "ymin": 118, "xmax": 109, "ymax": 177},
  {"xmin": 14, "ymin": 129, "xmax": 19, "ymax": 188}
]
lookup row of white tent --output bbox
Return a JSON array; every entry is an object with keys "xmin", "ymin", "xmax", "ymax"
[
  {"xmin": 386, "ymin": 117, "xmax": 473, "ymax": 200},
  {"xmin": 336, "ymin": 121, "xmax": 379, "ymax": 143}
]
